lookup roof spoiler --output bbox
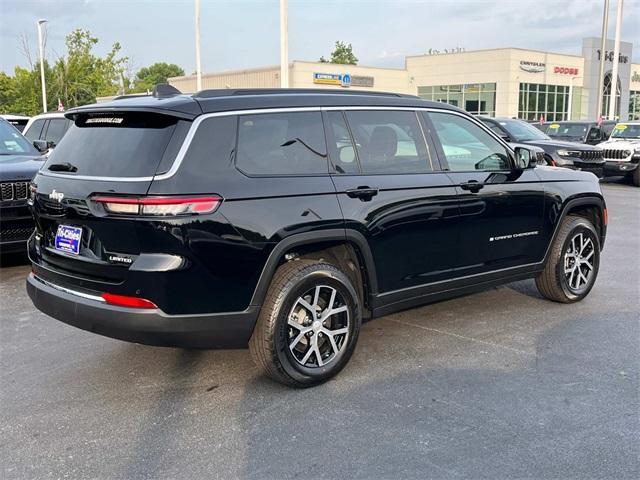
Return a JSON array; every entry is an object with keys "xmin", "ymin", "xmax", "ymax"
[{"xmin": 152, "ymin": 84, "xmax": 182, "ymax": 98}]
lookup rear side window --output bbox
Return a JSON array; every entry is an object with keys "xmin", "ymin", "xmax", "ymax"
[
  {"xmin": 24, "ymin": 119, "xmax": 45, "ymax": 141},
  {"xmin": 44, "ymin": 118, "xmax": 70, "ymax": 145},
  {"xmin": 44, "ymin": 112, "xmax": 180, "ymax": 178},
  {"xmin": 236, "ymin": 112, "xmax": 328, "ymax": 175},
  {"xmin": 344, "ymin": 110, "xmax": 432, "ymax": 174}
]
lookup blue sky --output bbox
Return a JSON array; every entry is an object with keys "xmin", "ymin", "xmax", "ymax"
[{"xmin": 1, "ymin": 0, "xmax": 638, "ymax": 75}]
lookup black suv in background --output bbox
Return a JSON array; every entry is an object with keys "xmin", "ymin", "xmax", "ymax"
[
  {"xmin": 543, "ymin": 120, "xmax": 617, "ymax": 145},
  {"xmin": 27, "ymin": 89, "xmax": 606, "ymax": 387},
  {"xmin": 0, "ymin": 118, "xmax": 43, "ymax": 255},
  {"xmin": 479, "ymin": 117, "xmax": 605, "ymax": 177}
]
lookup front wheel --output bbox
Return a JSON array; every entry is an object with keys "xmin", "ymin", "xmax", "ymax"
[
  {"xmin": 249, "ymin": 260, "xmax": 361, "ymax": 387},
  {"xmin": 535, "ymin": 215, "xmax": 600, "ymax": 303}
]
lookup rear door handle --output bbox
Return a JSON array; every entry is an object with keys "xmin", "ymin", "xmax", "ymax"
[
  {"xmin": 345, "ymin": 187, "xmax": 379, "ymax": 200},
  {"xmin": 459, "ymin": 181, "xmax": 484, "ymax": 193}
]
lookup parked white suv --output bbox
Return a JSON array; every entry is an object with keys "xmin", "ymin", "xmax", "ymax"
[
  {"xmin": 22, "ymin": 112, "xmax": 72, "ymax": 155},
  {"xmin": 597, "ymin": 121, "xmax": 640, "ymax": 186}
]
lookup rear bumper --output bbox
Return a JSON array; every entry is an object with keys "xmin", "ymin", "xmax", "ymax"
[{"xmin": 26, "ymin": 273, "xmax": 259, "ymax": 348}]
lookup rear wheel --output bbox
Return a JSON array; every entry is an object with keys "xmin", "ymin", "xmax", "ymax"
[
  {"xmin": 249, "ymin": 260, "xmax": 361, "ymax": 387},
  {"xmin": 535, "ymin": 215, "xmax": 600, "ymax": 303}
]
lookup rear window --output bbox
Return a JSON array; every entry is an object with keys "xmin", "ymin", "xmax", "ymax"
[{"xmin": 43, "ymin": 112, "xmax": 180, "ymax": 178}]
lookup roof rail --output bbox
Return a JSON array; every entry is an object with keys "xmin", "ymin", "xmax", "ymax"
[
  {"xmin": 152, "ymin": 83, "xmax": 182, "ymax": 98},
  {"xmin": 112, "ymin": 93, "xmax": 151, "ymax": 101},
  {"xmin": 193, "ymin": 88, "xmax": 418, "ymax": 99}
]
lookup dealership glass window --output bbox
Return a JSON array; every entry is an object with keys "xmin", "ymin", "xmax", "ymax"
[
  {"xmin": 418, "ymin": 83, "xmax": 496, "ymax": 116},
  {"xmin": 629, "ymin": 91, "xmax": 640, "ymax": 121},
  {"xmin": 518, "ymin": 83, "xmax": 570, "ymax": 121}
]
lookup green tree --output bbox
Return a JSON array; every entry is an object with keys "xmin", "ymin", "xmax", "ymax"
[
  {"xmin": 51, "ymin": 29, "xmax": 128, "ymax": 108},
  {"xmin": 319, "ymin": 41, "xmax": 358, "ymax": 65},
  {"xmin": 132, "ymin": 62, "xmax": 185, "ymax": 93}
]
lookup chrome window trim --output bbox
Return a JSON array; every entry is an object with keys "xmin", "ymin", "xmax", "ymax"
[{"xmin": 37, "ymin": 104, "xmax": 512, "ymax": 183}]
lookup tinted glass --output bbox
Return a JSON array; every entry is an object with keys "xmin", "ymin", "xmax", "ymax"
[
  {"xmin": 43, "ymin": 112, "xmax": 179, "ymax": 177},
  {"xmin": 24, "ymin": 119, "xmax": 45, "ymax": 141},
  {"xmin": 345, "ymin": 110, "xmax": 432, "ymax": 174},
  {"xmin": 326, "ymin": 111, "xmax": 359, "ymax": 174},
  {"xmin": 546, "ymin": 122, "xmax": 589, "ymax": 138},
  {"xmin": 498, "ymin": 119, "xmax": 549, "ymax": 142},
  {"xmin": 236, "ymin": 112, "xmax": 327, "ymax": 175},
  {"xmin": 428, "ymin": 112, "xmax": 511, "ymax": 171},
  {"xmin": 610, "ymin": 123, "xmax": 640, "ymax": 139},
  {"xmin": 0, "ymin": 120, "xmax": 38, "ymax": 158},
  {"xmin": 44, "ymin": 118, "xmax": 69, "ymax": 145}
]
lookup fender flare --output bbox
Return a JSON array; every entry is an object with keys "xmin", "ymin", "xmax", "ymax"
[
  {"xmin": 542, "ymin": 194, "xmax": 606, "ymax": 264},
  {"xmin": 249, "ymin": 229, "xmax": 378, "ymax": 307}
]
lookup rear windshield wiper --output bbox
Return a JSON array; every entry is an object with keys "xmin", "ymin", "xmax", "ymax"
[{"xmin": 48, "ymin": 162, "xmax": 78, "ymax": 173}]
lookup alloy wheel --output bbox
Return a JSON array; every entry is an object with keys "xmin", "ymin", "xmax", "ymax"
[
  {"xmin": 563, "ymin": 232, "xmax": 595, "ymax": 292},
  {"xmin": 287, "ymin": 285, "xmax": 350, "ymax": 368}
]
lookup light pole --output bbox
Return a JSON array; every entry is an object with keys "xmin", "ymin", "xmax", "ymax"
[
  {"xmin": 567, "ymin": 76, "xmax": 581, "ymax": 121},
  {"xmin": 195, "ymin": 0, "xmax": 202, "ymax": 91},
  {"xmin": 596, "ymin": 0, "xmax": 610, "ymax": 120},
  {"xmin": 608, "ymin": 0, "xmax": 624, "ymax": 120},
  {"xmin": 37, "ymin": 19, "xmax": 48, "ymax": 112},
  {"xmin": 280, "ymin": 0, "xmax": 289, "ymax": 88}
]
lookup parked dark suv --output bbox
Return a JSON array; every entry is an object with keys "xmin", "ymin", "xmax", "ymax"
[
  {"xmin": 0, "ymin": 118, "xmax": 43, "ymax": 255},
  {"xmin": 479, "ymin": 117, "xmax": 605, "ymax": 177},
  {"xmin": 27, "ymin": 88, "xmax": 607, "ymax": 387},
  {"xmin": 543, "ymin": 120, "xmax": 616, "ymax": 145}
]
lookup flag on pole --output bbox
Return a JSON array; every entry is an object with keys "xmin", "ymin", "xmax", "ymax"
[
  {"xmin": 597, "ymin": 116, "xmax": 603, "ymax": 126},
  {"xmin": 539, "ymin": 115, "xmax": 545, "ymax": 125},
  {"xmin": 57, "ymin": 99, "xmax": 64, "ymax": 112}
]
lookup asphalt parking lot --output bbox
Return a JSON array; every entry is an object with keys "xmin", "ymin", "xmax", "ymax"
[{"xmin": 1, "ymin": 181, "xmax": 638, "ymax": 480}]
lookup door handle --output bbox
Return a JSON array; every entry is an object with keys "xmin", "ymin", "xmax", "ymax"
[
  {"xmin": 345, "ymin": 187, "xmax": 379, "ymax": 200},
  {"xmin": 459, "ymin": 180, "xmax": 484, "ymax": 193}
]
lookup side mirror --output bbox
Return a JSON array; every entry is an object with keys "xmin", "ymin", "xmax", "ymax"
[
  {"xmin": 33, "ymin": 140, "xmax": 48, "ymax": 153},
  {"xmin": 46, "ymin": 141, "xmax": 57, "ymax": 149},
  {"xmin": 513, "ymin": 145, "xmax": 542, "ymax": 169}
]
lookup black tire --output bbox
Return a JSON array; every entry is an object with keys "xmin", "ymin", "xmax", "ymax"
[
  {"xmin": 249, "ymin": 260, "xmax": 361, "ymax": 388},
  {"xmin": 633, "ymin": 166, "xmax": 640, "ymax": 187},
  {"xmin": 535, "ymin": 215, "xmax": 600, "ymax": 303}
]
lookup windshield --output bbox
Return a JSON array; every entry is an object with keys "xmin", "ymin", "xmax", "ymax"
[
  {"xmin": 43, "ymin": 112, "xmax": 181, "ymax": 177},
  {"xmin": 500, "ymin": 119, "xmax": 550, "ymax": 142},
  {"xmin": 0, "ymin": 120, "xmax": 38, "ymax": 159},
  {"xmin": 610, "ymin": 124, "xmax": 640, "ymax": 139},
  {"xmin": 546, "ymin": 123, "xmax": 588, "ymax": 138}
]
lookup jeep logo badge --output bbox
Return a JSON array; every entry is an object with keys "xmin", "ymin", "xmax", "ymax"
[{"xmin": 49, "ymin": 190, "xmax": 64, "ymax": 202}]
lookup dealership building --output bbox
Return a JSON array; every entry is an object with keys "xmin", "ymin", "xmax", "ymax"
[{"xmin": 169, "ymin": 37, "xmax": 640, "ymax": 121}]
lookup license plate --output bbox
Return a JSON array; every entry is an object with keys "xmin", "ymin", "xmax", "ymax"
[{"xmin": 55, "ymin": 225, "xmax": 82, "ymax": 255}]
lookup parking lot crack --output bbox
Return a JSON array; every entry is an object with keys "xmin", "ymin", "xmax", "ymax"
[{"xmin": 387, "ymin": 318, "xmax": 534, "ymax": 356}]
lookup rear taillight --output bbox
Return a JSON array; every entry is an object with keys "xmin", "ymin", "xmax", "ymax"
[
  {"xmin": 101, "ymin": 292, "xmax": 157, "ymax": 309},
  {"xmin": 92, "ymin": 195, "xmax": 222, "ymax": 216}
]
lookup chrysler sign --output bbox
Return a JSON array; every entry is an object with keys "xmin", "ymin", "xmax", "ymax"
[{"xmin": 519, "ymin": 61, "xmax": 546, "ymax": 73}]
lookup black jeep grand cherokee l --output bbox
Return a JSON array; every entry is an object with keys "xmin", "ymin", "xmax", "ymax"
[{"xmin": 27, "ymin": 88, "xmax": 606, "ymax": 387}]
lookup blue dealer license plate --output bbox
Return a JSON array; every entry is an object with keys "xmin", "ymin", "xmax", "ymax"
[{"xmin": 54, "ymin": 225, "xmax": 82, "ymax": 255}]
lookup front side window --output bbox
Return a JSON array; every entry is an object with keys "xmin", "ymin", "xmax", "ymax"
[
  {"xmin": 236, "ymin": 112, "xmax": 327, "ymax": 175},
  {"xmin": 344, "ymin": 110, "xmax": 432, "ymax": 174},
  {"xmin": 428, "ymin": 112, "xmax": 511, "ymax": 171}
]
